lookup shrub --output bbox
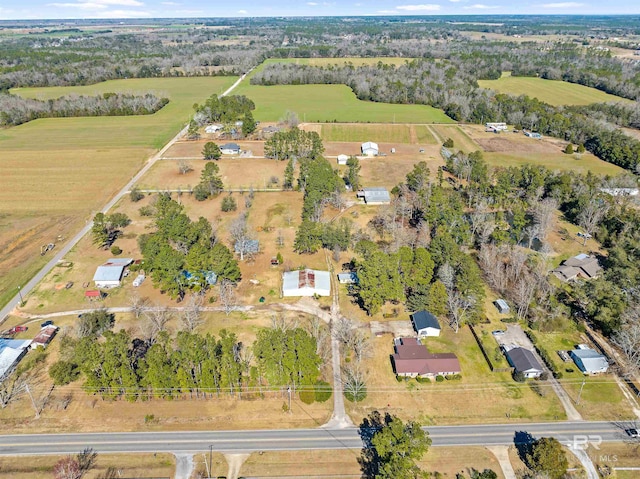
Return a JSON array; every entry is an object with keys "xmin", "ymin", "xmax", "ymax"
[
  {"xmin": 344, "ymin": 386, "xmax": 367, "ymax": 403},
  {"xmin": 49, "ymin": 360, "xmax": 80, "ymax": 385},
  {"xmin": 576, "ymin": 144, "xmax": 586, "ymax": 153},
  {"xmin": 565, "ymin": 368, "xmax": 574, "ymax": 373},
  {"xmin": 446, "ymin": 374, "xmax": 462, "ymax": 381},
  {"xmin": 221, "ymin": 196, "xmax": 237, "ymax": 212},
  {"xmin": 299, "ymin": 388, "xmax": 315, "ymax": 404},
  {"xmin": 139, "ymin": 206, "xmax": 154, "ymax": 217},
  {"xmin": 513, "ymin": 371, "xmax": 526, "ymax": 383},
  {"xmin": 144, "ymin": 414, "xmax": 155, "ymax": 424},
  {"xmin": 110, "ymin": 245, "xmax": 122, "ymax": 255},
  {"xmin": 396, "ymin": 375, "xmax": 405, "ymax": 382},
  {"xmin": 443, "ymin": 138, "xmax": 454, "ymax": 148},
  {"xmin": 564, "ymin": 143, "xmax": 574, "ymax": 154},
  {"xmin": 553, "ymin": 371, "xmax": 563, "ymax": 379},
  {"xmin": 193, "ymin": 184, "xmax": 209, "ymax": 201},
  {"xmin": 276, "ymin": 252, "xmax": 283, "ymax": 264},
  {"xmin": 314, "ymin": 381, "xmax": 332, "ymax": 403},
  {"xmin": 130, "ymin": 187, "xmax": 144, "ymax": 202},
  {"xmin": 435, "ymin": 375, "xmax": 445, "ymax": 382},
  {"xmin": 416, "ymin": 376, "xmax": 431, "ymax": 384}
]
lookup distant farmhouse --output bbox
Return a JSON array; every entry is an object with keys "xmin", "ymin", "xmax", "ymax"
[
  {"xmin": 570, "ymin": 345, "xmax": 609, "ymax": 374},
  {"xmin": 391, "ymin": 337, "xmax": 461, "ymax": 378},
  {"xmin": 93, "ymin": 258, "xmax": 133, "ymax": 289},
  {"xmin": 357, "ymin": 187, "xmax": 391, "ymax": 205},
  {"xmin": 411, "ymin": 310, "xmax": 441, "ymax": 338},
  {"xmin": 361, "ymin": 141, "xmax": 379, "ymax": 157},
  {"xmin": 220, "ymin": 143, "xmax": 241, "ymax": 155},
  {"xmin": 505, "ymin": 346, "xmax": 543, "ymax": 379},
  {"xmin": 552, "ymin": 254, "xmax": 601, "ymax": 282},
  {"xmin": 282, "ymin": 269, "xmax": 331, "ymax": 297}
]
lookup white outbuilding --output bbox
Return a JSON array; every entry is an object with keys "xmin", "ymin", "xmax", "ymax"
[
  {"xmin": 337, "ymin": 154, "xmax": 349, "ymax": 165},
  {"xmin": 282, "ymin": 269, "xmax": 331, "ymax": 297},
  {"xmin": 93, "ymin": 258, "xmax": 133, "ymax": 289},
  {"xmin": 205, "ymin": 124, "xmax": 223, "ymax": 134},
  {"xmin": 361, "ymin": 141, "xmax": 379, "ymax": 157}
]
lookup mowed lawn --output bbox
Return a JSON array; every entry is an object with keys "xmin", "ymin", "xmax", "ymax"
[
  {"xmin": 483, "ymin": 152, "xmax": 624, "ymax": 176},
  {"xmin": 234, "ymin": 83, "xmax": 454, "ymax": 124},
  {"xmin": 0, "ymin": 76, "xmax": 236, "ymax": 309},
  {"xmin": 478, "ymin": 73, "xmax": 631, "ymax": 106}
]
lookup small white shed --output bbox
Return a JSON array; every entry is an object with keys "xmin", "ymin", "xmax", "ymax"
[{"xmin": 337, "ymin": 154, "xmax": 349, "ymax": 165}]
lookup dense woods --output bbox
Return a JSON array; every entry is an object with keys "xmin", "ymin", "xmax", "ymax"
[{"xmin": 0, "ymin": 92, "xmax": 168, "ymax": 126}]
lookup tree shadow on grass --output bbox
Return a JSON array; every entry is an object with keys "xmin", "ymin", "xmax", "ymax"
[
  {"xmin": 357, "ymin": 410, "xmax": 392, "ymax": 479},
  {"xmin": 514, "ymin": 430, "xmax": 536, "ymax": 468}
]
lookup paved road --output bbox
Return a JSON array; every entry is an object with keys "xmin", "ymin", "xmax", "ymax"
[
  {"xmin": 0, "ymin": 422, "xmax": 627, "ymax": 456},
  {"xmin": 0, "ymin": 72, "xmax": 251, "ymax": 325}
]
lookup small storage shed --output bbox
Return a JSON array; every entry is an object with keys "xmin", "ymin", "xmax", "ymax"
[{"xmin": 494, "ymin": 299, "xmax": 510, "ymax": 314}]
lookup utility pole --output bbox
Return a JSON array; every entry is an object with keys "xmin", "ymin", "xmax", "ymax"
[
  {"xmin": 287, "ymin": 386, "xmax": 292, "ymax": 413},
  {"xmin": 25, "ymin": 384, "xmax": 39, "ymax": 418},
  {"xmin": 209, "ymin": 445, "xmax": 213, "ymax": 478},
  {"xmin": 17, "ymin": 286, "xmax": 23, "ymax": 306},
  {"xmin": 576, "ymin": 378, "xmax": 586, "ymax": 405}
]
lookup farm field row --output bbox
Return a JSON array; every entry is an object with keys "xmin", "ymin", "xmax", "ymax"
[
  {"xmin": 478, "ymin": 72, "xmax": 632, "ymax": 106},
  {"xmin": 0, "ymin": 76, "xmax": 237, "ymax": 311},
  {"xmin": 234, "ymin": 71, "xmax": 455, "ymax": 123}
]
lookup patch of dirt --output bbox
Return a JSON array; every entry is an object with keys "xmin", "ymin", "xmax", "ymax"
[{"xmin": 476, "ymin": 137, "xmax": 557, "ymax": 154}]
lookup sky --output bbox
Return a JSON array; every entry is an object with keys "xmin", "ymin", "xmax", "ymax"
[{"xmin": 1, "ymin": 1, "xmax": 639, "ymax": 20}]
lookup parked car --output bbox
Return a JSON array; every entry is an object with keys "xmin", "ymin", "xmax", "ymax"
[
  {"xmin": 492, "ymin": 330, "xmax": 505, "ymax": 336},
  {"xmin": 8, "ymin": 326, "xmax": 28, "ymax": 334},
  {"xmin": 626, "ymin": 428, "xmax": 639, "ymax": 438},
  {"xmin": 41, "ymin": 320, "xmax": 54, "ymax": 328}
]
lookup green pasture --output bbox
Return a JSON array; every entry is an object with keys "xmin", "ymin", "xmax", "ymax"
[{"xmin": 478, "ymin": 72, "xmax": 631, "ymax": 106}]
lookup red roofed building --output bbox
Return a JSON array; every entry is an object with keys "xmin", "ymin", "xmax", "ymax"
[
  {"xmin": 391, "ymin": 337, "xmax": 461, "ymax": 378},
  {"xmin": 31, "ymin": 325, "xmax": 58, "ymax": 349}
]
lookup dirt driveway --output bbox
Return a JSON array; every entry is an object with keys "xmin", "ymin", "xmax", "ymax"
[
  {"xmin": 493, "ymin": 324, "xmax": 535, "ymax": 351},
  {"xmin": 370, "ymin": 320, "xmax": 415, "ymax": 338}
]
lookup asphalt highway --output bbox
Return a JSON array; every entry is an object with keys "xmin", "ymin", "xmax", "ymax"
[{"xmin": 0, "ymin": 421, "xmax": 627, "ymax": 456}]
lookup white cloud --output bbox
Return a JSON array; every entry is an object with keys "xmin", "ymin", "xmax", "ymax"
[
  {"xmin": 94, "ymin": 8, "xmax": 151, "ymax": 16},
  {"xmin": 541, "ymin": 2, "xmax": 584, "ymax": 7},
  {"xmin": 49, "ymin": 0, "xmax": 144, "ymax": 9},
  {"xmin": 377, "ymin": 9, "xmax": 399, "ymax": 13},
  {"xmin": 307, "ymin": 1, "xmax": 318, "ymax": 4},
  {"xmin": 448, "ymin": 0, "xmax": 461, "ymax": 2},
  {"xmin": 396, "ymin": 4, "xmax": 441, "ymax": 11},
  {"xmin": 160, "ymin": 1, "xmax": 179, "ymax": 5},
  {"xmin": 238, "ymin": 9, "xmax": 247, "ymax": 13},
  {"xmin": 464, "ymin": 3, "xmax": 499, "ymax": 8}
]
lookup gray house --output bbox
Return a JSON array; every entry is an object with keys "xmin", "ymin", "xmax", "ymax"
[
  {"xmin": 220, "ymin": 143, "xmax": 241, "ymax": 155},
  {"xmin": 411, "ymin": 310, "xmax": 441, "ymax": 338},
  {"xmin": 505, "ymin": 347, "xmax": 543, "ymax": 378},
  {"xmin": 570, "ymin": 347, "xmax": 609, "ymax": 374}
]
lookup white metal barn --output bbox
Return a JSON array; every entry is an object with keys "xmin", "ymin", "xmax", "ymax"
[
  {"xmin": 282, "ymin": 269, "xmax": 331, "ymax": 297},
  {"xmin": 361, "ymin": 141, "xmax": 379, "ymax": 157},
  {"xmin": 93, "ymin": 258, "xmax": 133, "ymax": 288}
]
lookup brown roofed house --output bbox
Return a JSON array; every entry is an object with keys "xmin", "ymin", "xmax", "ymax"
[
  {"xmin": 391, "ymin": 337, "xmax": 461, "ymax": 378},
  {"xmin": 553, "ymin": 254, "xmax": 602, "ymax": 282}
]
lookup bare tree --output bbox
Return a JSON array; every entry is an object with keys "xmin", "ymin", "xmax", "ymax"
[
  {"xmin": 180, "ymin": 294, "xmax": 204, "ymax": 332},
  {"xmin": 438, "ymin": 263, "xmax": 456, "ymax": 291},
  {"xmin": 342, "ymin": 364, "xmax": 367, "ymax": 401},
  {"xmin": 333, "ymin": 317, "xmax": 355, "ymax": 346},
  {"xmin": 511, "ymin": 273, "xmax": 537, "ymax": 320},
  {"xmin": 531, "ymin": 197, "xmax": 558, "ymax": 247},
  {"xmin": 129, "ymin": 293, "xmax": 150, "ymax": 320},
  {"xmin": 178, "ymin": 159, "xmax": 193, "ymax": 175},
  {"xmin": 141, "ymin": 306, "xmax": 172, "ymax": 344},
  {"xmin": 229, "ymin": 213, "xmax": 254, "ymax": 261},
  {"xmin": 219, "ymin": 279, "xmax": 237, "ymax": 316},
  {"xmin": 0, "ymin": 372, "xmax": 28, "ymax": 409},
  {"xmin": 350, "ymin": 329, "xmax": 372, "ymax": 362},
  {"xmin": 446, "ymin": 289, "xmax": 474, "ymax": 334},
  {"xmin": 613, "ymin": 305, "xmax": 640, "ymax": 375},
  {"xmin": 276, "ymin": 229, "xmax": 285, "ymax": 248},
  {"xmin": 305, "ymin": 316, "xmax": 331, "ymax": 363},
  {"xmin": 577, "ymin": 198, "xmax": 609, "ymax": 245},
  {"xmin": 271, "ymin": 312, "xmax": 298, "ymax": 332}
]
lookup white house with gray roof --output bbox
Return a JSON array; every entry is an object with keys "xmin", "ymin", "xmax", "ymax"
[{"xmin": 571, "ymin": 346, "xmax": 609, "ymax": 374}]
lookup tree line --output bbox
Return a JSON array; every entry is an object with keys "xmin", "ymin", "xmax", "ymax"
[{"xmin": 0, "ymin": 92, "xmax": 168, "ymax": 127}]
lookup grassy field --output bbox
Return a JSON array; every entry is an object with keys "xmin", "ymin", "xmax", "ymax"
[
  {"xmin": 235, "ymin": 70, "xmax": 454, "ymax": 123},
  {"xmin": 478, "ymin": 72, "xmax": 631, "ymax": 106},
  {"xmin": 318, "ymin": 123, "xmax": 412, "ymax": 143},
  {"xmin": 483, "ymin": 151, "xmax": 625, "ymax": 176},
  {"xmin": 0, "ymin": 453, "xmax": 176, "ymax": 479},
  {"xmin": 0, "ymin": 76, "xmax": 236, "ymax": 311}
]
